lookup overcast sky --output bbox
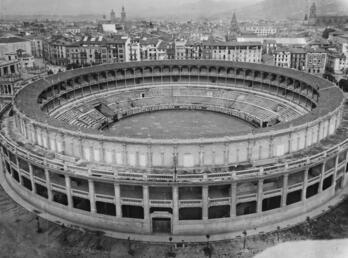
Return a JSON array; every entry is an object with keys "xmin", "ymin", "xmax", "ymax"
[{"xmin": 1, "ymin": 0, "xmax": 262, "ymax": 16}]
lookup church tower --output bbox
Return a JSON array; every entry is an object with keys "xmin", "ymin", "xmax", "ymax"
[
  {"xmin": 230, "ymin": 12, "xmax": 240, "ymax": 33},
  {"xmin": 121, "ymin": 6, "xmax": 126, "ymax": 23},
  {"xmin": 308, "ymin": 2, "xmax": 317, "ymax": 25},
  {"xmin": 110, "ymin": 9, "xmax": 116, "ymax": 23}
]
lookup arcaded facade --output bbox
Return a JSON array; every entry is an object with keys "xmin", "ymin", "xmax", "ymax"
[{"xmin": 0, "ymin": 60, "xmax": 347, "ymax": 242}]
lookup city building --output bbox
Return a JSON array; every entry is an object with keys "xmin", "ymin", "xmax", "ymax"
[
  {"xmin": 242, "ymin": 26, "xmax": 277, "ymax": 37},
  {"xmin": 0, "ymin": 37, "xmax": 32, "ymax": 57},
  {"xmin": 66, "ymin": 36, "xmax": 108, "ymax": 66},
  {"xmin": 0, "ymin": 54, "xmax": 21, "ymax": 108},
  {"xmin": 106, "ymin": 37, "xmax": 130, "ymax": 63},
  {"xmin": 174, "ymin": 40, "xmax": 187, "ymax": 60},
  {"xmin": 65, "ymin": 27, "xmax": 81, "ymax": 34},
  {"xmin": 17, "ymin": 51, "xmax": 35, "ymax": 69},
  {"xmin": 44, "ymin": 36, "xmax": 71, "ymax": 66},
  {"xmin": 237, "ymin": 37, "xmax": 307, "ymax": 46},
  {"xmin": 327, "ymin": 52, "xmax": 348, "ymax": 74},
  {"xmin": 290, "ymin": 48, "xmax": 307, "ymax": 71},
  {"xmin": 27, "ymin": 37, "xmax": 44, "ymax": 58},
  {"xmin": 203, "ymin": 41, "xmax": 262, "ymax": 63},
  {"xmin": 304, "ymin": 49, "xmax": 327, "ymax": 75},
  {"xmin": 140, "ymin": 38, "xmax": 163, "ymax": 61},
  {"xmin": 128, "ymin": 40, "xmax": 141, "ymax": 61},
  {"xmin": 185, "ymin": 41, "xmax": 203, "ymax": 60},
  {"xmin": 274, "ymin": 47, "xmax": 291, "ymax": 68}
]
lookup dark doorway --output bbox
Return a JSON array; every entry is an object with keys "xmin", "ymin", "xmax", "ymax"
[{"xmin": 152, "ymin": 218, "xmax": 171, "ymax": 234}]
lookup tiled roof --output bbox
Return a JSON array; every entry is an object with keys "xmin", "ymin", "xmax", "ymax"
[
  {"xmin": 0, "ymin": 37, "xmax": 29, "ymax": 44},
  {"xmin": 203, "ymin": 41, "xmax": 262, "ymax": 47}
]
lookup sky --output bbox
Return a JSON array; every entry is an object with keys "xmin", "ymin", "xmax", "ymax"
[{"xmin": 0, "ymin": 0, "xmax": 262, "ymax": 17}]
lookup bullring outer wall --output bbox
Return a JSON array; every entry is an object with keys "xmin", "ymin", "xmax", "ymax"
[{"xmin": 0, "ymin": 60, "xmax": 347, "ymax": 242}]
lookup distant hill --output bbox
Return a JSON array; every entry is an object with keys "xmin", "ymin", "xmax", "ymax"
[{"xmin": 236, "ymin": 0, "xmax": 348, "ymax": 20}]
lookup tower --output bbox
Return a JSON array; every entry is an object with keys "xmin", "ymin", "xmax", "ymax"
[
  {"xmin": 308, "ymin": 2, "xmax": 317, "ymax": 26},
  {"xmin": 226, "ymin": 12, "xmax": 240, "ymax": 41},
  {"xmin": 309, "ymin": 2, "xmax": 317, "ymax": 19},
  {"xmin": 121, "ymin": 6, "xmax": 126, "ymax": 23},
  {"xmin": 110, "ymin": 9, "xmax": 116, "ymax": 23},
  {"xmin": 230, "ymin": 12, "xmax": 240, "ymax": 33}
]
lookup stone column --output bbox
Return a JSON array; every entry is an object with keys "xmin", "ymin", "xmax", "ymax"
[
  {"xmin": 45, "ymin": 168, "xmax": 53, "ymax": 201},
  {"xmin": 230, "ymin": 181, "xmax": 237, "ymax": 217},
  {"xmin": 89, "ymin": 179, "xmax": 96, "ymax": 213},
  {"xmin": 257, "ymin": 179, "xmax": 264, "ymax": 213},
  {"xmin": 79, "ymin": 137, "xmax": 84, "ymax": 159},
  {"xmin": 29, "ymin": 163, "xmax": 36, "ymax": 193},
  {"xmin": 147, "ymin": 145, "xmax": 152, "ymax": 168},
  {"xmin": 302, "ymin": 168, "xmax": 309, "ymax": 201},
  {"xmin": 224, "ymin": 143, "xmax": 229, "ymax": 165},
  {"xmin": 143, "ymin": 185, "xmax": 150, "ymax": 232},
  {"xmin": 281, "ymin": 174, "xmax": 288, "ymax": 207},
  {"xmin": 319, "ymin": 162, "xmax": 325, "ymax": 193},
  {"xmin": 173, "ymin": 186, "xmax": 179, "ymax": 224},
  {"xmin": 59, "ymin": 132, "xmax": 65, "ymax": 154},
  {"xmin": 199, "ymin": 145, "xmax": 204, "ymax": 167},
  {"xmin": 202, "ymin": 185, "xmax": 209, "ymax": 221},
  {"xmin": 15, "ymin": 157, "xmax": 23, "ymax": 185},
  {"xmin": 100, "ymin": 141, "xmax": 105, "ymax": 163},
  {"xmin": 269, "ymin": 136, "xmax": 273, "ymax": 158},
  {"xmin": 114, "ymin": 183, "xmax": 122, "ymax": 218},
  {"xmin": 333, "ymin": 155, "xmax": 339, "ymax": 189},
  {"xmin": 123, "ymin": 144, "xmax": 128, "ymax": 165},
  {"xmin": 65, "ymin": 175, "xmax": 73, "ymax": 208}
]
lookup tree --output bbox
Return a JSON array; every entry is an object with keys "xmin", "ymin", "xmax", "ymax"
[
  {"xmin": 339, "ymin": 79, "xmax": 348, "ymax": 92},
  {"xmin": 322, "ymin": 28, "xmax": 336, "ymax": 39}
]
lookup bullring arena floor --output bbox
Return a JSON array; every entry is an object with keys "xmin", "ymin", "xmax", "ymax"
[{"xmin": 106, "ymin": 110, "xmax": 254, "ymax": 139}]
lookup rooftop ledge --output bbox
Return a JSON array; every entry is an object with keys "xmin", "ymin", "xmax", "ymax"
[{"xmin": 1, "ymin": 102, "xmax": 348, "ymax": 183}]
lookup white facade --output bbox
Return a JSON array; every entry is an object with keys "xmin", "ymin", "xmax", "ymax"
[
  {"xmin": 274, "ymin": 50, "xmax": 291, "ymax": 68},
  {"xmin": 0, "ymin": 38, "xmax": 32, "ymax": 58},
  {"xmin": 243, "ymin": 26, "xmax": 277, "ymax": 36},
  {"xmin": 206, "ymin": 43, "xmax": 262, "ymax": 63}
]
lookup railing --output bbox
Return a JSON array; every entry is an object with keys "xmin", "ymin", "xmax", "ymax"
[
  {"xmin": 149, "ymin": 200, "xmax": 172, "ymax": 206},
  {"xmin": 34, "ymin": 176, "xmax": 46, "ymax": 185},
  {"xmin": 95, "ymin": 193, "xmax": 115, "ymax": 201},
  {"xmin": 71, "ymin": 189, "xmax": 89, "ymax": 197},
  {"xmin": 263, "ymin": 188, "xmax": 282, "ymax": 196},
  {"xmin": 237, "ymin": 193, "xmax": 257, "ymax": 201},
  {"xmin": 208, "ymin": 197, "xmax": 231, "ymax": 205},
  {"xmin": 324, "ymin": 169, "xmax": 335, "ymax": 176},
  {"xmin": 179, "ymin": 199, "xmax": 202, "ymax": 206},
  {"xmin": 288, "ymin": 182, "xmax": 303, "ymax": 190},
  {"xmin": 51, "ymin": 183, "xmax": 66, "ymax": 191},
  {"xmin": 19, "ymin": 168, "xmax": 30, "ymax": 177},
  {"xmin": 308, "ymin": 176, "xmax": 320, "ymax": 184},
  {"xmin": 0, "ymin": 128, "xmax": 348, "ymax": 184},
  {"xmin": 121, "ymin": 197, "xmax": 143, "ymax": 205}
]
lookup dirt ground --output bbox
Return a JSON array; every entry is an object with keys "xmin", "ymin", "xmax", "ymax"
[{"xmin": 1, "ymin": 185, "xmax": 348, "ymax": 258}]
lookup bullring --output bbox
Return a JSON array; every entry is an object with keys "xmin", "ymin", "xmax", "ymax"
[{"xmin": 0, "ymin": 60, "xmax": 347, "ymax": 242}]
